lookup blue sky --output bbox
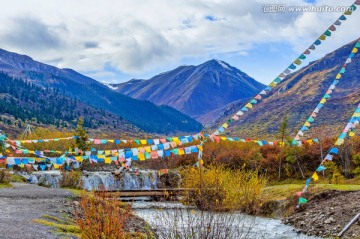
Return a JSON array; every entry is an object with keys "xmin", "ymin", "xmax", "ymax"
[{"xmin": 0, "ymin": 0, "xmax": 358, "ymax": 84}]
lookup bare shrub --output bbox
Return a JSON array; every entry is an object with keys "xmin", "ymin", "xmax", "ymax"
[
  {"xmin": 60, "ymin": 171, "xmax": 83, "ymax": 189},
  {"xmin": 0, "ymin": 168, "xmax": 11, "ymax": 184},
  {"xmin": 150, "ymin": 206, "xmax": 256, "ymax": 239}
]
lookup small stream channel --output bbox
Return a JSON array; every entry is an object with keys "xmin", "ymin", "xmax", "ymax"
[
  {"xmin": 132, "ymin": 202, "xmax": 320, "ymax": 239},
  {"xmin": 24, "ymin": 171, "xmax": 320, "ymax": 238}
]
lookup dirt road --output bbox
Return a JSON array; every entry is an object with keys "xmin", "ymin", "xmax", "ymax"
[{"xmin": 0, "ymin": 183, "xmax": 75, "ymax": 239}]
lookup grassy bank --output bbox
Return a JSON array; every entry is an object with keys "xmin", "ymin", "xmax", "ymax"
[
  {"xmin": 262, "ymin": 183, "xmax": 360, "ymax": 202},
  {"xmin": 259, "ymin": 180, "xmax": 360, "ymax": 218}
]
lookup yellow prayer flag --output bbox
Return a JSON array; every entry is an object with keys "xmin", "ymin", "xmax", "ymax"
[
  {"xmin": 200, "ymin": 159, "xmax": 204, "ymax": 165},
  {"xmin": 145, "ymin": 146, "xmax": 151, "ymax": 152},
  {"xmin": 312, "ymin": 172, "xmax": 319, "ymax": 181},
  {"xmin": 179, "ymin": 149, "xmax": 184, "ymax": 155},
  {"xmin": 138, "ymin": 154, "xmax": 145, "ymax": 161},
  {"xmin": 335, "ymin": 139, "xmax": 344, "ymax": 145},
  {"xmin": 306, "ymin": 140, "xmax": 313, "ymax": 145},
  {"xmin": 320, "ymin": 99, "xmax": 326, "ymax": 104},
  {"xmin": 336, "ymin": 74, "xmax": 342, "ymax": 79},
  {"xmin": 140, "ymin": 140, "xmax": 147, "ymax": 145},
  {"xmin": 220, "ymin": 137, "xmax": 227, "ymax": 141},
  {"xmin": 105, "ymin": 150, "xmax": 111, "ymax": 155},
  {"xmin": 245, "ymin": 103, "xmax": 253, "ymax": 109},
  {"xmin": 198, "ymin": 146, "xmax": 203, "ymax": 151},
  {"xmin": 349, "ymin": 132, "xmax": 355, "ymax": 137},
  {"xmin": 352, "ymin": 48, "xmax": 358, "ymax": 54},
  {"xmin": 222, "ymin": 123, "xmax": 228, "ymax": 129},
  {"xmin": 105, "ymin": 157, "xmax": 111, "ymax": 164},
  {"xmin": 35, "ymin": 158, "xmax": 44, "ymax": 162},
  {"xmin": 97, "ymin": 155, "xmax": 105, "ymax": 159},
  {"xmin": 53, "ymin": 164, "xmax": 60, "ymax": 169},
  {"xmin": 269, "ymin": 81, "xmax": 277, "ymax": 87},
  {"xmin": 304, "ymin": 122, "xmax": 311, "ymax": 127},
  {"xmin": 75, "ymin": 156, "xmax": 83, "ymax": 162},
  {"xmin": 172, "ymin": 137, "xmax": 179, "ymax": 141},
  {"xmin": 294, "ymin": 59, "xmax": 301, "ymax": 65},
  {"xmin": 319, "ymin": 34, "xmax": 326, "ymax": 40}
]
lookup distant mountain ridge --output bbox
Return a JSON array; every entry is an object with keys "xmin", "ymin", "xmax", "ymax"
[
  {"xmin": 213, "ymin": 39, "xmax": 360, "ymax": 138},
  {"xmin": 112, "ymin": 59, "xmax": 265, "ymax": 124},
  {"xmin": 0, "ymin": 49, "xmax": 202, "ymax": 135}
]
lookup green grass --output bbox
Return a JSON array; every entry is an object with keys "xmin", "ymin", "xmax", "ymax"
[
  {"xmin": 11, "ymin": 174, "xmax": 27, "ymax": 183},
  {"xmin": 63, "ymin": 188, "xmax": 88, "ymax": 197},
  {"xmin": 262, "ymin": 183, "xmax": 360, "ymax": 202},
  {"xmin": 0, "ymin": 183, "xmax": 11, "ymax": 188},
  {"xmin": 33, "ymin": 214, "xmax": 81, "ymax": 238}
]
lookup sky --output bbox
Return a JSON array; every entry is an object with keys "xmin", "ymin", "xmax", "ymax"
[{"xmin": 0, "ymin": 0, "xmax": 359, "ymax": 84}]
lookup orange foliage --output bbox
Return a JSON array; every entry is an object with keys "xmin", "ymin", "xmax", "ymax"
[{"xmin": 75, "ymin": 191, "xmax": 130, "ymax": 239}]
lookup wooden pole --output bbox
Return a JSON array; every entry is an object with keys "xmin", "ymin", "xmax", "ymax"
[{"xmin": 337, "ymin": 213, "xmax": 360, "ymax": 237}]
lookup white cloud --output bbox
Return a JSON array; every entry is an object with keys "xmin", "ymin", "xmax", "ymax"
[{"xmin": 0, "ymin": 0, "xmax": 358, "ymax": 83}]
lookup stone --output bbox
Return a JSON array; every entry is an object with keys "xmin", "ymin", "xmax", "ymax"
[{"xmin": 324, "ymin": 217, "xmax": 335, "ymax": 224}]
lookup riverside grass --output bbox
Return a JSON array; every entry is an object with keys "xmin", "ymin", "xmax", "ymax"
[{"xmin": 262, "ymin": 183, "xmax": 360, "ymax": 202}]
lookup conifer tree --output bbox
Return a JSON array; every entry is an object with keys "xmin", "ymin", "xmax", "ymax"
[{"xmin": 75, "ymin": 117, "xmax": 90, "ymax": 152}]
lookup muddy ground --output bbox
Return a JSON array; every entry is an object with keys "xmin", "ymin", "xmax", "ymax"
[{"xmin": 283, "ymin": 190, "xmax": 360, "ymax": 238}]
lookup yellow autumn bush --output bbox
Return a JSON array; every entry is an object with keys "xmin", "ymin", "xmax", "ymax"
[{"xmin": 180, "ymin": 165, "xmax": 267, "ymax": 213}]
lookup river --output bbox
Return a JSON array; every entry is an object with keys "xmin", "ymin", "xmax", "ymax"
[{"xmin": 132, "ymin": 201, "xmax": 320, "ymax": 239}]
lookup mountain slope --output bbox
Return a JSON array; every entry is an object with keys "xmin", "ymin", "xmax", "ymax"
[
  {"xmin": 112, "ymin": 60, "xmax": 264, "ymax": 123},
  {"xmin": 0, "ymin": 49, "xmax": 202, "ymax": 134},
  {"xmin": 0, "ymin": 72, "xmax": 142, "ymax": 136},
  {"xmin": 214, "ymin": 40, "xmax": 360, "ymax": 138}
]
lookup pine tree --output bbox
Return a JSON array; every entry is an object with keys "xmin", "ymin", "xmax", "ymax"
[{"xmin": 75, "ymin": 117, "xmax": 90, "ymax": 151}]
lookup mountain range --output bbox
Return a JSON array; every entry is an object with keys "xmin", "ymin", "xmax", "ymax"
[
  {"xmin": 1, "ymin": 38, "xmax": 358, "ymax": 139},
  {"xmin": 112, "ymin": 59, "xmax": 264, "ymax": 125},
  {"xmin": 0, "ymin": 49, "xmax": 202, "ymax": 136},
  {"xmin": 214, "ymin": 39, "xmax": 360, "ymax": 138}
]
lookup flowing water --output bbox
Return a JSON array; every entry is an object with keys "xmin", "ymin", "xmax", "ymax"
[
  {"xmin": 23, "ymin": 171, "xmax": 321, "ymax": 238},
  {"xmin": 26, "ymin": 170, "xmax": 160, "ymax": 190},
  {"xmin": 132, "ymin": 202, "xmax": 320, "ymax": 239}
]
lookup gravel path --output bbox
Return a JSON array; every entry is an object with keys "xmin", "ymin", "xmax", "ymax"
[{"xmin": 0, "ymin": 183, "xmax": 75, "ymax": 239}]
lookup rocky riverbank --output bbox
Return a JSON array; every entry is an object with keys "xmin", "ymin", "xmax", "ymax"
[{"xmin": 283, "ymin": 190, "xmax": 360, "ymax": 238}]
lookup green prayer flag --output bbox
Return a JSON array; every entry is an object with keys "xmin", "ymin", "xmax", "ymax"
[
  {"xmin": 298, "ymin": 197, "xmax": 307, "ymax": 204},
  {"xmin": 324, "ymin": 30, "xmax": 331, "ymax": 36}
]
